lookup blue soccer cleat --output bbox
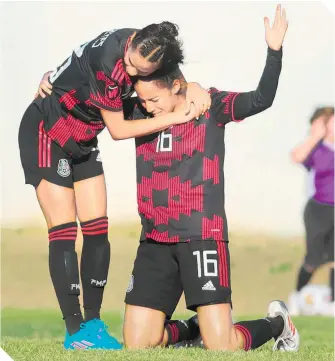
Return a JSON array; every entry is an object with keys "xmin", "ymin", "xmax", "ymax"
[
  {"xmin": 85, "ymin": 318, "xmax": 122, "ymax": 349},
  {"xmin": 64, "ymin": 321, "xmax": 122, "ymax": 350}
]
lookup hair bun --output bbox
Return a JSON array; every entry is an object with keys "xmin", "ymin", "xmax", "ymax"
[{"xmin": 158, "ymin": 21, "xmax": 179, "ymax": 38}]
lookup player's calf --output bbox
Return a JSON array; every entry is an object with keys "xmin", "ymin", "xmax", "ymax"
[
  {"xmin": 48, "ymin": 222, "xmax": 84, "ymax": 335},
  {"xmin": 80, "ymin": 216, "xmax": 110, "ymax": 322}
]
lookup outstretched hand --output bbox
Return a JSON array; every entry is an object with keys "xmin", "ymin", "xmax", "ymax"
[{"xmin": 264, "ymin": 4, "xmax": 288, "ymax": 51}]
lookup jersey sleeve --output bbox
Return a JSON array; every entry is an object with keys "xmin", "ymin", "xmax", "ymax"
[
  {"xmin": 123, "ymin": 97, "xmax": 147, "ymax": 120},
  {"xmin": 87, "ymin": 32, "xmax": 124, "ymax": 112},
  {"xmin": 210, "ymin": 47, "xmax": 283, "ymax": 125}
]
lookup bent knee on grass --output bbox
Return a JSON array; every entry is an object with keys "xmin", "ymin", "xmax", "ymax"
[
  {"xmin": 197, "ymin": 303, "xmax": 244, "ymax": 351},
  {"xmin": 123, "ymin": 305, "xmax": 166, "ymax": 349}
]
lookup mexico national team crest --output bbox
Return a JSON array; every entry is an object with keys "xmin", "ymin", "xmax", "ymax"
[
  {"xmin": 105, "ymin": 80, "xmax": 121, "ymax": 101},
  {"xmin": 57, "ymin": 159, "xmax": 71, "ymax": 177}
]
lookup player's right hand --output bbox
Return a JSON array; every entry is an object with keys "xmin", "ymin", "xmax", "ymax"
[
  {"xmin": 34, "ymin": 71, "xmax": 53, "ymax": 99},
  {"xmin": 310, "ymin": 116, "xmax": 327, "ymax": 139},
  {"xmin": 174, "ymin": 103, "xmax": 198, "ymax": 125}
]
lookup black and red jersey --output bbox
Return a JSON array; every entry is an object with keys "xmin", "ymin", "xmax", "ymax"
[
  {"xmin": 34, "ymin": 28, "xmax": 137, "ymax": 157},
  {"xmin": 124, "ymin": 47, "xmax": 282, "ymax": 243}
]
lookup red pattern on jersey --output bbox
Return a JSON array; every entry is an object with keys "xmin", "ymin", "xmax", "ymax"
[
  {"xmin": 59, "ymin": 89, "xmax": 80, "ymax": 110},
  {"xmin": 202, "ymin": 215, "xmax": 224, "ymax": 241},
  {"xmin": 145, "ymin": 229, "xmax": 180, "ymax": 243},
  {"xmin": 48, "ymin": 115, "xmax": 104, "ymax": 146},
  {"xmin": 221, "ymin": 92, "xmax": 239, "ymax": 115},
  {"xmin": 203, "ymin": 155, "xmax": 219, "ymax": 184},
  {"xmin": 137, "ymin": 123, "xmax": 206, "ymax": 167},
  {"xmin": 111, "ymin": 59, "xmax": 132, "ymax": 86},
  {"xmin": 138, "ymin": 171, "xmax": 204, "ymax": 226},
  {"xmin": 90, "ymin": 91, "xmax": 122, "ymax": 109}
]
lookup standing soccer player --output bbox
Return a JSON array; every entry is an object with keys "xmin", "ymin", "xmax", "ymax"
[
  {"xmin": 289, "ymin": 107, "xmax": 334, "ymax": 316},
  {"xmin": 19, "ymin": 22, "xmax": 209, "ymax": 350},
  {"xmin": 123, "ymin": 5, "xmax": 299, "ymax": 352}
]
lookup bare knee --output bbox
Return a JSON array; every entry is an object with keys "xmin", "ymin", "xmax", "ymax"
[
  {"xmin": 125, "ymin": 332, "xmax": 164, "ymax": 349},
  {"xmin": 203, "ymin": 337, "xmax": 240, "ymax": 351},
  {"xmin": 123, "ymin": 305, "xmax": 165, "ymax": 349},
  {"xmin": 198, "ymin": 303, "xmax": 242, "ymax": 351}
]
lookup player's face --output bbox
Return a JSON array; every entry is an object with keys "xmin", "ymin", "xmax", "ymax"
[
  {"xmin": 135, "ymin": 80, "xmax": 181, "ymax": 116},
  {"xmin": 124, "ymin": 48, "xmax": 159, "ymax": 77}
]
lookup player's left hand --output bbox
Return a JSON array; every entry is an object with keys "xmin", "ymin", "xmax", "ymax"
[
  {"xmin": 264, "ymin": 4, "xmax": 288, "ymax": 51},
  {"xmin": 185, "ymin": 83, "xmax": 211, "ymax": 119}
]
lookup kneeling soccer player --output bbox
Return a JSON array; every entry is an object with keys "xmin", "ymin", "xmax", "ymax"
[{"xmin": 122, "ymin": 5, "xmax": 299, "ymax": 352}]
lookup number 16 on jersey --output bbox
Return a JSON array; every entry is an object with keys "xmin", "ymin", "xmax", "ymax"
[
  {"xmin": 156, "ymin": 131, "xmax": 172, "ymax": 152},
  {"xmin": 193, "ymin": 250, "xmax": 218, "ymax": 278}
]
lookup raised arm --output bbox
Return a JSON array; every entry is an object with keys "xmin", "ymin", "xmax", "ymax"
[{"xmin": 210, "ymin": 5, "xmax": 288, "ymax": 124}]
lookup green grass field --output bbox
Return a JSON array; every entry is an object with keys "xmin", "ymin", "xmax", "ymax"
[
  {"xmin": 2, "ymin": 309, "xmax": 334, "ymax": 361},
  {"xmin": 1, "ymin": 225, "xmax": 334, "ymax": 360}
]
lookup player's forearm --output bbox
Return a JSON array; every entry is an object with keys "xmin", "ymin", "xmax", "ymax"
[
  {"xmin": 233, "ymin": 47, "xmax": 282, "ymax": 119},
  {"xmin": 115, "ymin": 116, "xmax": 177, "ymax": 140},
  {"xmin": 290, "ymin": 136, "xmax": 322, "ymax": 164},
  {"xmin": 102, "ymin": 111, "xmax": 178, "ymax": 140}
]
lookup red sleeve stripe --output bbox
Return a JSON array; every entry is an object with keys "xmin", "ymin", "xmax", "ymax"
[{"xmin": 231, "ymin": 92, "xmax": 243, "ymax": 122}]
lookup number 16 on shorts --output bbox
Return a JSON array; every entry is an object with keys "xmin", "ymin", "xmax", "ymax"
[{"xmin": 193, "ymin": 250, "xmax": 218, "ymax": 278}]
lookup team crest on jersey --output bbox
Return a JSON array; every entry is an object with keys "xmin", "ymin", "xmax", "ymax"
[
  {"xmin": 105, "ymin": 80, "xmax": 121, "ymax": 100},
  {"xmin": 126, "ymin": 275, "xmax": 134, "ymax": 293},
  {"xmin": 57, "ymin": 159, "xmax": 71, "ymax": 177}
]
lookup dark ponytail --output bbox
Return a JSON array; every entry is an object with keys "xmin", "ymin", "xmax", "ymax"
[{"xmin": 131, "ymin": 21, "xmax": 184, "ymax": 69}]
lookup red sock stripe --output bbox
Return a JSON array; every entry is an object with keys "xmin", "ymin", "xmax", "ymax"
[
  {"xmin": 49, "ymin": 227, "xmax": 78, "ymax": 237},
  {"xmin": 172, "ymin": 324, "xmax": 179, "ymax": 343},
  {"xmin": 81, "ymin": 218, "xmax": 108, "ymax": 236},
  {"xmin": 167, "ymin": 324, "xmax": 179, "ymax": 344},
  {"xmin": 82, "ymin": 229, "xmax": 108, "ymax": 236},
  {"xmin": 235, "ymin": 325, "xmax": 252, "ymax": 351},
  {"xmin": 48, "ymin": 225, "xmax": 77, "ymax": 242},
  {"xmin": 49, "ymin": 236, "xmax": 77, "ymax": 242},
  {"xmin": 81, "ymin": 218, "xmax": 108, "ymax": 228},
  {"xmin": 81, "ymin": 221, "xmax": 108, "ymax": 231}
]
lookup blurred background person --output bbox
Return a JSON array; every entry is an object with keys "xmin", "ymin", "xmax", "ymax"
[{"xmin": 289, "ymin": 107, "xmax": 334, "ymax": 316}]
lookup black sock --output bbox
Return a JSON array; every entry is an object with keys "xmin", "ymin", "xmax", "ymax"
[
  {"xmin": 80, "ymin": 217, "xmax": 110, "ymax": 322},
  {"xmin": 296, "ymin": 265, "xmax": 313, "ymax": 291},
  {"xmin": 330, "ymin": 268, "xmax": 334, "ymax": 302},
  {"xmin": 265, "ymin": 316, "xmax": 284, "ymax": 338},
  {"xmin": 48, "ymin": 222, "xmax": 84, "ymax": 335},
  {"xmin": 234, "ymin": 319, "xmax": 272, "ymax": 350},
  {"xmin": 165, "ymin": 318, "xmax": 195, "ymax": 345}
]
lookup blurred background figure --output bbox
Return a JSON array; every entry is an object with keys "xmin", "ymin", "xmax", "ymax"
[{"xmin": 289, "ymin": 107, "xmax": 334, "ymax": 316}]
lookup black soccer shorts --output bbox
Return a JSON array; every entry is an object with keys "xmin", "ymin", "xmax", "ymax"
[
  {"xmin": 18, "ymin": 103, "xmax": 104, "ymax": 188},
  {"xmin": 303, "ymin": 198, "xmax": 334, "ymax": 267},
  {"xmin": 125, "ymin": 239, "xmax": 232, "ymax": 317}
]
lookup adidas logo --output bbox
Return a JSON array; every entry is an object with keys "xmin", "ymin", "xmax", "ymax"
[{"xmin": 202, "ymin": 280, "xmax": 216, "ymax": 291}]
